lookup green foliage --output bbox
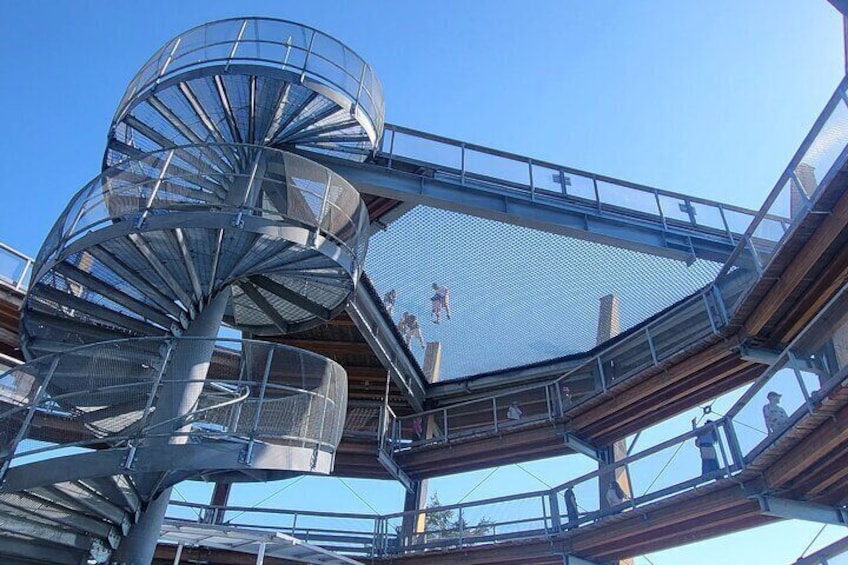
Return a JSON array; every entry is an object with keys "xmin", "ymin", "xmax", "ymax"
[{"xmin": 424, "ymin": 493, "xmax": 493, "ymax": 540}]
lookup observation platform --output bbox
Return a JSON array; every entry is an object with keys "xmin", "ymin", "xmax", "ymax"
[{"xmin": 2, "ymin": 12, "xmax": 848, "ymax": 565}]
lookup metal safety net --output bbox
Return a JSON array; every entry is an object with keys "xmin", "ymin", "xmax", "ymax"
[{"xmin": 366, "ymin": 206, "xmax": 723, "ymax": 380}]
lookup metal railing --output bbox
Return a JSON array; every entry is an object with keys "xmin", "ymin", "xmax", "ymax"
[
  {"xmin": 0, "ymin": 242, "xmax": 33, "ymax": 291},
  {"xmin": 113, "ymin": 17, "xmax": 384, "ymax": 148},
  {"xmin": 716, "ymin": 76, "xmax": 848, "ymax": 301},
  {"xmin": 378, "ymin": 124, "xmax": 769, "ymax": 246},
  {"xmin": 381, "ymin": 286, "xmax": 726, "ymax": 455},
  {"xmin": 39, "ymin": 145, "xmax": 370, "ymax": 283},
  {"xmin": 167, "ymin": 417, "xmax": 742, "ymax": 558},
  {"xmin": 0, "ymin": 337, "xmax": 348, "ymax": 483}
]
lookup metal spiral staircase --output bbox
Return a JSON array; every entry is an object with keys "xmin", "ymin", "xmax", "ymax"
[{"xmin": 0, "ymin": 18, "xmax": 382, "ymax": 564}]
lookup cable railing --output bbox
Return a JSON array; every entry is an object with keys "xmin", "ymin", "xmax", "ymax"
[
  {"xmin": 0, "ymin": 242, "xmax": 33, "ymax": 291},
  {"xmin": 377, "ymin": 124, "xmax": 770, "ymax": 249}
]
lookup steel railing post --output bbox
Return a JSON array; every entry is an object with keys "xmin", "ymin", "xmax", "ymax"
[
  {"xmin": 225, "ymin": 19, "xmax": 248, "ymax": 72},
  {"xmin": 125, "ymin": 340, "xmax": 175, "ymax": 469},
  {"xmin": 300, "ymin": 30, "xmax": 316, "ymax": 83},
  {"xmin": 788, "ymin": 350, "xmax": 815, "ymax": 413},
  {"xmin": 157, "ymin": 37, "xmax": 182, "ymax": 82},
  {"xmin": 243, "ymin": 347, "xmax": 273, "ymax": 464}
]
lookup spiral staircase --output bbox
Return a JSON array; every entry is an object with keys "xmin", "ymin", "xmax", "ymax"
[{"xmin": 0, "ymin": 18, "xmax": 382, "ymax": 564}]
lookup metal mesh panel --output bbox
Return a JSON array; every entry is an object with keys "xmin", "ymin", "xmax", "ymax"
[
  {"xmin": 0, "ymin": 337, "xmax": 348, "ymax": 473},
  {"xmin": 367, "ymin": 206, "xmax": 722, "ymax": 380},
  {"xmin": 25, "ymin": 145, "xmax": 367, "ymax": 354},
  {"xmin": 111, "ymin": 18, "xmax": 384, "ymax": 159}
]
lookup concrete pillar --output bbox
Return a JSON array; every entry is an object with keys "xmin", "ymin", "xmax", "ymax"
[
  {"xmin": 595, "ymin": 294, "xmax": 633, "ymax": 565},
  {"xmin": 112, "ymin": 291, "xmax": 229, "ymax": 564}
]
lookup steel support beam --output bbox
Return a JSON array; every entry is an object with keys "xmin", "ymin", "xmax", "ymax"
[
  {"xmin": 346, "ymin": 282, "xmax": 426, "ymax": 411},
  {"xmin": 563, "ymin": 555, "xmax": 601, "ymax": 565},
  {"xmin": 563, "ymin": 432, "xmax": 604, "ymax": 462},
  {"xmin": 757, "ymin": 495, "xmax": 848, "ymax": 526}
]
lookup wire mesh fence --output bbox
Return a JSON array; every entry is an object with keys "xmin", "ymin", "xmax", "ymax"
[{"xmin": 0, "ymin": 337, "xmax": 348, "ymax": 480}]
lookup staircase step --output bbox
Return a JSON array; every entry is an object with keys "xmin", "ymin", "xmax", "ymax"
[
  {"xmin": 32, "ymin": 481, "xmax": 129, "ymax": 528},
  {"xmin": 0, "ymin": 512, "xmax": 96, "ymax": 551},
  {"xmin": 80, "ymin": 475, "xmax": 141, "ymax": 517},
  {"xmin": 0, "ymin": 534, "xmax": 86, "ymax": 565},
  {"xmin": 0, "ymin": 493, "xmax": 117, "ymax": 542}
]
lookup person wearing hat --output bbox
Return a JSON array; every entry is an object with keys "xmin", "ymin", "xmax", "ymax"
[
  {"xmin": 506, "ymin": 400, "xmax": 523, "ymax": 421},
  {"xmin": 763, "ymin": 391, "xmax": 789, "ymax": 435}
]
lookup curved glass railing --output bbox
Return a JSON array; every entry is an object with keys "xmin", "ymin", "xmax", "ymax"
[
  {"xmin": 112, "ymin": 17, "xmax": 385, "ymax": 148},
  {"xmin": 0, "ymin": 337, "xmax": 348, "ymax": 480}
]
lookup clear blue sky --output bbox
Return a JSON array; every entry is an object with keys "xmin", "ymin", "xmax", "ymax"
[{"xmin": 1, "ymin": 1, "xmax": 846, "ymax": 563}]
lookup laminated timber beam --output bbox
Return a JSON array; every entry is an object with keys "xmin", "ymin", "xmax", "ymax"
[
  {"xmin": 743, "ymin": 187, "xmax": 848, "ymax": 337},
  {"xmin": 764, "ymin": 399, "xmax": 848, "ymax": 487}
]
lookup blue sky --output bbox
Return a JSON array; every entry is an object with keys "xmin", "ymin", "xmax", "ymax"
[{"xmin": 1, "ymin": 1, "xmax": 846, "ymax": 563}]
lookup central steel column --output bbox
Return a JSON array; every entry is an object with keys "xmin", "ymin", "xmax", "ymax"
[{"xmin": 112, "ymin": 291, "xmax": 230, "ymax": 564}]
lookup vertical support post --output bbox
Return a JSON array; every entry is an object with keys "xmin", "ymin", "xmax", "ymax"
[
  {"xmin": 597, "ymin": 357, "xmax": 607, "ymax": 393},
  {"xmin": 387, "ymin": 126, "xmax": 396, "ymax": 169},
  {"xmin": 492, "ymin": 397, "xmax": 499, "ymax": 434},
  {"xmin": 745, "ymin": 234, "xmax": 764, "ymax": 276},
  {"xmin": 702, "ymin": 292, "xmax": 718, "ymax": 334},
  {"xmin": 157, "ymin": 37, "xmax": 182, "ymax": 81},
  {"xmin": 458, "ymin": 507, "xmax": 464, "ymax": 547},
  {"xmin": 715, "ymin": 421, "xmax": 732, "ymax": 476},
  {"xmin": 460, "ymin": 143, "xmax": 466, "ymax": 185},
  {"xmin": 593, "ymin": 177, "xmax": 601, "ymax": 212},
  {"xmin": 725, "ymin": 418, "xmax": 746, "ymax": 471},
  {"xmin": 654, "ymin": 190, "xmax": 667, "ymax": 231},
  {"xmin": 256, "ymin": 541, "xmax": 266, "ymax": 565},
  {"xmin": 717, "ymin": 205, "xmax": 735, "ymax": 244},
  {"xmin": 172, "ymin": 543, "xmax": 184, "ymax": 565},
  {"xmin": 528, "ymin": 159, "xmax": 535, "ymax": 201},
  {"xmin": 788, "ymin": 350, "xmax": 814, "ymax": 413},
  {"xmin": 300, "ymin": 29, "xmax": 316, "ymax": 83},
  {"xmin": 352, "ymin": 62, "xmax": 367, "ymax": 115},
  {"xmin": 245, "ymin": 347, "xmax": 273, "ymax": 460},
  {"xmin": 16, "ymin": 259, "xmax": 31, "ymax": 291},
  {"xmin": 549, "ymin": 491, "xmax": 561, "ymax": 533},
  {"xmin": 136, "ymin": 149, "xmax": 175, "ymax": 229},
  {"xmin": 225, "ymin": 19, "xmax": 248, "ymax": 72},
  {"xmin": 645, "ymin": 327, "xmax": 658, "ymax": 365}
]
